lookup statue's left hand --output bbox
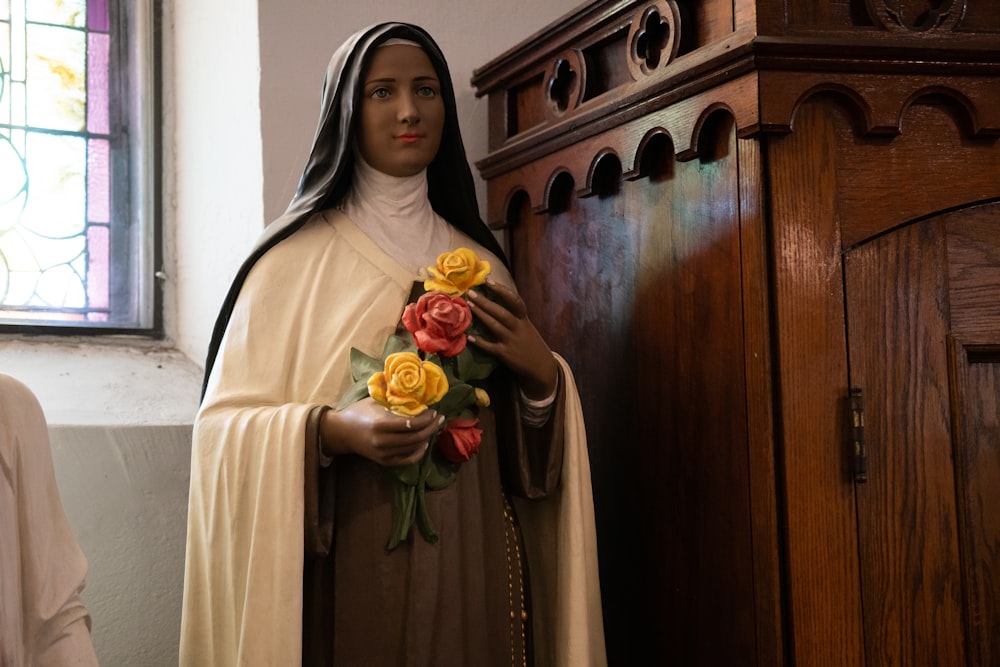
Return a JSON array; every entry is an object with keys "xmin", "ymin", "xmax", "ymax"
[{"xmin": 466, "ymin": 279, "xmax": 558, "ymax": 400}]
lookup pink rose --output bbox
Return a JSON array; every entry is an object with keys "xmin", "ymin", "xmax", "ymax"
[
  {"xmin": 402, "ymin": 292, "xmax": 473, "ymax": 357},
  {"xmin": 437, "ymin": 417, "xmax": 482, "ymax": 464}
]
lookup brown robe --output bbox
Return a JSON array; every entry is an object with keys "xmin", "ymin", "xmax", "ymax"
[{"xmin": 303, "ymin": 367, "xmax": 565, "ymax": 667}]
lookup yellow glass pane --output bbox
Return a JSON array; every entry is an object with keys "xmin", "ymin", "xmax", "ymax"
[
  {"xmin": 26, "ymin": 23, "xmax": 85, "ymax": 131},
  {"xmin": 26, "ymin": 0, "xmax": 85, "ymax": 28}
]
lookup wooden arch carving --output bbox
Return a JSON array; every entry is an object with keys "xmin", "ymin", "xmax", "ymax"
[
  {"xmin": 624, "ymin": 128, "xmax": 676, "ymax": 180},
  {"xmin": 491, "ymin": 102, "xmax": 743, "ymax": 225},
  {"xmin": 758, "ymin": 72, "xmax": 1000, "ymax": 139}
]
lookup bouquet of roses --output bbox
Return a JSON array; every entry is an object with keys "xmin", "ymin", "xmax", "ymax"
[{"xmin": 337, "ymin": 247, "xmax": 499, "ymax": 550}]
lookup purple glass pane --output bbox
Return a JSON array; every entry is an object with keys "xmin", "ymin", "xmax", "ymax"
[
  {"xmin": 87, "ymin": 32, "xmax": 109, "ymax": 134},
  {"xmin": 87, "ymin": 223, "xmax": 109, "ymax": 309},
  {"xmin": 87, "ymin": 138, "xmax": 109, "ymax": 222},
  {"xmin": 88, "ymin": 0, "xmax": 110, "ymax": 32}
]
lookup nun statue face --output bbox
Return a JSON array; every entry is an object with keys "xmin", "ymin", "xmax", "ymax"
[{"xmin": 357, "ymin": 43, "xmax": 445, "ymax": 177}]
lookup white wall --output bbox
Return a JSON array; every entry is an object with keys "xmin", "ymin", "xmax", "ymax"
[
  {"xmin": 51, "ymin": 425, "xmax": 193, "ymax": 667},
  {"xmin": 169, "ymin": 0, "xmax": 266, "ymax": 364}
]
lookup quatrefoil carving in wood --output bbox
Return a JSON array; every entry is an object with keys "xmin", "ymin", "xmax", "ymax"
[
  {"xmin": 865, "ymin": 0, "xmax": 967, "ymax": 32},
  {"xmin": 545, "ymin": 50, "xmax": 585, "ymax": 116},
  {"xmin": 628, "ymin": 1, "xmax": 681, "ymax": 79}
]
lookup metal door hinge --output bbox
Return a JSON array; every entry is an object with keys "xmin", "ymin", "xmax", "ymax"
[{"xmin": 849, "ymin": 388, "xmax": 867, "ymax": 483}]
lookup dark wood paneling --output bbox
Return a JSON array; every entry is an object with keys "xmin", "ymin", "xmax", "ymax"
[
  {"xmin": 737, "ymin": 135, "xmax": 785, "ymax": 667},
  {"xmin": 949, "ymin": 333, "xmax": 1000, "ymax": 667},
  {"xmin": 947, "ymin": 208, "xmax": 1000, "ymax": 333},
  {"xmin": 508, "ymin": 114, "xmax": 757, "ymax": 666},
  {"xmin": 833, "ymin": 101, "xmax": 1000, "ymax": 249},
  {"xmin": 766, "ymin": 100, "xmax": 866, "ymax": 665}
]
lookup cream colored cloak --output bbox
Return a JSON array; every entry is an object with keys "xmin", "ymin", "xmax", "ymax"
[
  {"xmin": 0, "ymin": 374, "xmax": 99, "ymax": 667},
  {"xmin": 180, "ymin": 210, "xmax": 605, "ymax": 666}
]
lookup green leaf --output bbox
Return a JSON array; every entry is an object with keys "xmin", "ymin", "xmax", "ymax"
[
  {"xmin": 456, "ymin": 344, "xmax": 498, "ymax": 381},
  {"xmin": 425, "ymin": 460, "xmax": 457, "ymax": 490},
  {"xmin": 335, "ymin": 378, "xmax": 371, "ymax": 410},
  {"xmin": 387, "ymin": 483, "xmax": 417, "ymax": 551},
  {"xmin": 415, "ymin": 483, "xmax": 439, "ymax": 544},
  {"xmin": 434, "ymin": 382, "xmax": 477, "ymax": 416},
  {"xmin": 388, "ymin": 462, "xmax": 421, "ymax": 487},
  {"xmin": 383, "ymin": 333, "xmax": 417, "ymax": 357},
  {"xmin": 349, "ymin": 347, "xmax": 383, "ymax": 382}
]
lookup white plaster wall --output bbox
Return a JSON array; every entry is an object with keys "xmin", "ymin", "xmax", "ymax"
[
  {"xmin": 50, "ymin": 425, "xmax": 193, "ymax": 667},
  {"xmin": 0, "ymin": 340, "xmax": 202, "ymax": 426},
  {"xmin": 169, "ymin": 0, "xmax": 266, "ymax": 365}
]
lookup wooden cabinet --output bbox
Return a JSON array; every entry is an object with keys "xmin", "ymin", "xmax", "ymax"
[{"xmin": 471, "ymin": 2, "xmax": 1000, "ymax": 665}]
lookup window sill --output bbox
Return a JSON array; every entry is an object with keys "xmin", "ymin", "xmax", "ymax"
[{"xmin": 0, "ymin": 337, "xmax": 203, "ymax": 426}]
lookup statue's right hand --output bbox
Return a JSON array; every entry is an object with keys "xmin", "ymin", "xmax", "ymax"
[{"xmin": 320, "ymin": 397, "xmax": 443, "ymax": 467}]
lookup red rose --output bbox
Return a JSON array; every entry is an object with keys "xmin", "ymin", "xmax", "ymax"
[
  {"xmin": 402, "ymin": 292, "xmax": 472, "ymax": 357},
  {"xmin": 437, "ymin": 417, "xmax": 482, "ymax": 464}
]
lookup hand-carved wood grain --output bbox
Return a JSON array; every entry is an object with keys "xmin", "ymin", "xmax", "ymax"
[
  {"xmin": 626, "ymin": 1, "xmax": 682, "ymax": 79},
  {"xmin": 864, "ymin": 0, "xmax": 967, "ymax": 32}
]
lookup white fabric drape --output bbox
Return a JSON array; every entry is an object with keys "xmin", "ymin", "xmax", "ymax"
[{"xmin": 0, "ymin": 373, "xmax": 99, "ymax": 667}]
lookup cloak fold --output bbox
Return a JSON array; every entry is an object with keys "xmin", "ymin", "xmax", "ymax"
[{"xmin": 0, "ymin": 373, "xmax": 99, "ymax": 667}]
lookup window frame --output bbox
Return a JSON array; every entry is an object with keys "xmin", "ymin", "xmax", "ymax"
[{"xmin": 0, "ymin": 0, "xmax": 162, "ymax": 336}]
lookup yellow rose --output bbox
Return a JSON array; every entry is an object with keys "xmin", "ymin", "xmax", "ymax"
[
  {"xmin": 368, "ymin": 352, "xmax": 449, "ymax": 416},
  {"xmin": 424, "ymin": 247, "xmax": 491, "ymax": 296},
  {"xmin": 474, "ymin": 387, "xmax": 491, "ymax": 407}
]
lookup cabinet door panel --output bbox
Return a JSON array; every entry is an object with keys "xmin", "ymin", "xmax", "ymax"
[
  {"xmin": 946, "ymin": 206, "xmax": 1000, "ymax": 667},
  {"xmin": 845, "ymin": 202, "xmax": 1000, "ymax": 666}
]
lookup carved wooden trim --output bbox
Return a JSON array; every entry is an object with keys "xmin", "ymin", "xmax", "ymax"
[
  {"xmin": 627, "ymin": 1, "xmax": 682, "ymax": 79},
  {"xmin": 545, "ymin": 49, "xmax": 586, "ymax": 117},
  {"xmin": 758, "ymin": 72, "xmax": 1000, "ymax": 138},
  {"xmin": 475, "ymin": 0, "xmax": 1000, "ymax": 226},
  {"xmin": 476, "ymin": 38, "xmax": 757, "ymax": 179},
  {"xmin": 531, "ymin": 169, "xmax": 575, "ymax": 215},
  {"xmin": 483, "ymin": 68, "xmax": 1000, "ymax": 228},
  {"xmin": 483, "ymin": 73, "xmax": 759, "ymax": 226},
  {"xmin": 864, "ymin": 0, "xmax": 968, "ymax": 33},
  {"xmin": 577, "ymin": 148, "xmax": 624, "ymax": 198}
]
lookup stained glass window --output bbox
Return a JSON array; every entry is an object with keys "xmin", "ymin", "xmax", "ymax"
[{"xmin": 0, "ymin": 0, "xmax": 156, "ymax": 331}]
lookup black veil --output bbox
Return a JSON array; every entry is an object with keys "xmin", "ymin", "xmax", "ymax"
[{"xmin": 201, "ymin": 23, "xmax": 508, "ymax": 396}]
